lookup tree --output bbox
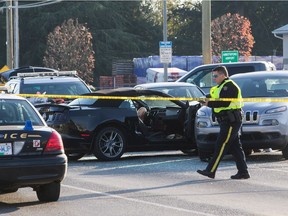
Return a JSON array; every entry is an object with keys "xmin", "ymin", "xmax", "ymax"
[
  {"xmin": 211, "ymin": 13, "xmax": 254, "ymax": 59},
  {"xmin": 168, "ymin": 1, "xmax": 202, "ymax": 55},
  {"xmin": 211, "ymin": 1, "xmax": 288, "ymax": 56},
  {"xmin": 43, "ymin": 18, "xmax": 95, "ymax": 84}
]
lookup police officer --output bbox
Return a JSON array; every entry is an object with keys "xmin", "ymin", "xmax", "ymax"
[{"xmin": 197, "ymin": 66, "xmax": 250, "ymax": 179}]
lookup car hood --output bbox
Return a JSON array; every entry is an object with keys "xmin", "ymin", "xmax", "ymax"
[
  {"xmin": 199, "ymin": 101, "xmax": 288, "ymax": 114},
  {"xmin": 243, "ymin": 101, "xmax": 287, "ymax": 111}
]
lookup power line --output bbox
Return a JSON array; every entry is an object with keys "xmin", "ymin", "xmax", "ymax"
[
  {"xmin": 1, "ymin": 0, "xmax": 61, "ymax": 11},
  {"xmin": 2, "ymin": 0, "xmax": 62, "ymax": 68}
]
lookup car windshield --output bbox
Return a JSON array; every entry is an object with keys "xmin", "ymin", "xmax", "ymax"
[
  {"xmin": 0, "ymin": 99, "xmax": 44, "ymax": 126},
  {"xmin": 232, "ymin": 76, "xmax": 288, "ymax": 98},
  {"xmin": 147, "ymin": 86, "xmax": 205, "ymax": 98}
]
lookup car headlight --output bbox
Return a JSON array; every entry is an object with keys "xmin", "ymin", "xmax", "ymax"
[
  {"xmin": 197, "ymin": 121, "xmax": 208, "ymax": 128},
  {"xmin": 265, "ymin": 106, "xmax": 287, "ymax": 114},
  {"xmin": 262, "ymin": 119, "xmax": 279, "ymax": 126},
  {"xmin": 197, "ymin": 109, "xmax": 207, "ymax": 116}
]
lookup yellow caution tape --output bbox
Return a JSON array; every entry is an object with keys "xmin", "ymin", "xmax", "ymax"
[{"xmin": 14, "ymin": 93, "xmax": 288, "ymax": 102}]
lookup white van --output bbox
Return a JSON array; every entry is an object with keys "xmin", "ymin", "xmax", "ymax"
[{"xmin": 146, "ymin": 67, "xmax": 187, "ymax": 83}]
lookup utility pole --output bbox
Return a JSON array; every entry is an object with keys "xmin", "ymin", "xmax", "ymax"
[
  {"xmin": 202, "ymin": 0, "xmax": 211, "ymax": 64},
  {"xmin": 14, "ymin": 0, "xmax": 19, "ymax": 68},
  {"xmin": 6, "ymin": 0, "xmax": 13, "ymax": 68},
  {"xmin": 163, "ymin": 0, "xmax": 168, "ymax": 82},
  {"xmin": 3, "ymin": 0, "xmax": 61, "ymax": 69}
]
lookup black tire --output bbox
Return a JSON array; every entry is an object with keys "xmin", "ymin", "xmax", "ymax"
[
  {"xmin": 36, "ymin": 182, "xmax": 60, "ymax": 202},
  {"xmin": 67, "ymin": 153, "xmax": 86, "ymax": 161},
  {"xmin": 198, "ymin": 149, "xmax": 211, "ymax": 162},
  {"xmin": 282, "ymin": 145, "xmax": 288, "ymax": 159},
  {"xmin": 181, "ymin": 149, "xmax": 198, "ymax": 156},
  {"xmin": 93, "ymin": 127, "xmax": 126, "ymax": 161},
  {"xmin": 1, "ymin": 188, "xmax": 18, "ymax": 194},
  {"xmin": 244, "ymin": 149, "xmax": 253, "ymax": 156}
]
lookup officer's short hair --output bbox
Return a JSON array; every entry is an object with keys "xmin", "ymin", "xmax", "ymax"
[{"xmin": 212, "ymin": 66, "xmax": 229, "ymax": 77}]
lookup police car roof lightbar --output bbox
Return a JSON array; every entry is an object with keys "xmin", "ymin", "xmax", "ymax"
[{"xmin": 17, "ymin": 71, "xmax": 77, "ymax": 78}]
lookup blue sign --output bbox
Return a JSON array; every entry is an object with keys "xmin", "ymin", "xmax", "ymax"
[{"xmin": 159, "ymin": 41, "xmax": 172, "ymax": 48}]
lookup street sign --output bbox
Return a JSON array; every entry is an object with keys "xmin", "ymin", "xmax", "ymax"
[
  {"xmin": 159, "ymin": 41, "xmax": 172, "ymax": 63},
  {"xmin": 222, "ymin": 51, "xmax": 239, "ymax": 63}
]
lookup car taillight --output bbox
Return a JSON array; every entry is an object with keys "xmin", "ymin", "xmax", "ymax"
[{"xmin": 44, "ymin": 131, "xmax": 64, "ymax": 153}]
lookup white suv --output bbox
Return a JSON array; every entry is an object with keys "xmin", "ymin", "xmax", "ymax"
[{"xmin": 196, "ymin": 71, "xmax": 288, "ymax": 160}]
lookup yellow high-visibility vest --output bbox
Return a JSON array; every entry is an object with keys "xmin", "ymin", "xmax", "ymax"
[{"xmin": 212, "ymin": 80, "xmax": 244, "ymax": 113}]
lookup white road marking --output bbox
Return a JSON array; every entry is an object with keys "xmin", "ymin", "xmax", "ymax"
[
  {"xmin": 93, "ymin": 158, "xmax": 195, "ymax": 171},
  {"xmin": 63, "ymin": 184, "xmax": 215, "ymax": 216}
]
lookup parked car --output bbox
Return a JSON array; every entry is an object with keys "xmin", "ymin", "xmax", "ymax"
[
  {"xmin": 0, "ymin": 94, "xmax": 67, "ymax": 202},
  {"xmin": 195, "ymin": 71, "xmax": 288, "ymax": 160},
  {"xmin": 134, "ymin": 82, "xmax": 206, "ymax": 102},
  {"xmin": 176, "ymin": 61, "xmax": 276, "ymax": 94},
  {"xmin": 0, "ymin": 66, "xmax": 58, "ymax": 83},
  {"xmin": 5, "ymin": 70, "xmax": 92, "ymax": 104},
  {"xmin": 36, "ymin": 88, "xmax": 201, "ymax": 161}
]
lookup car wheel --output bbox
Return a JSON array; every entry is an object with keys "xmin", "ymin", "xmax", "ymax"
[
  {"xmin": 67, "ymin": 153, "xmax": 86, "ymax": 161},
  {"xmin": 36, "ymin": 182, "xmax": 60, "ymax": 202},
  {"xmin": 1, "ymin": 188, "xmax": 18, "ymax": 194},
  {"xmin": 244, "ymin": 149, "xmax": 252, "ymax": 156},
  {"xmin": 181, "ymin": 149, "xmax": 198, "ymax": 156},
  {"xmin": 93, "ymin": 127, "xmax": 126, "ymax": 161},
  {"xmin": 198, "ymin": 149, "xmax": 211, "ymax": 162},
  {"xmin": 282, "ymin": 145, "xmax": 288, "ymax": 159}
]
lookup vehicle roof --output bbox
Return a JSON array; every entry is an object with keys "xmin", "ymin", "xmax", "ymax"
[
  {"xmin": 0, "ymin": 66, "xmax": 57, "ymax": 82},
  {"xmin": 192, "ymin": 61, "xmax": 272, "ymax": 68},
  {"xmin": 16, "ymin": 76, "xmax": 82, "ymax": 84},
  {"xmin": 0, "ymin": 93, "xmax": 26, "ymax": 100},
  {"xmin": 135, "ymin": 82, "xmax": 198, "ymax": 88},
  {"xmin": 230, "ymin": 70, "xmax": 288, "ymax": 78},
  {"xmin": 85, "ymin": 87, "xmax": 172, "ymax": 97}
]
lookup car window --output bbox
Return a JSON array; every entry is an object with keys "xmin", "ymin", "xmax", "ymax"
[
  {"xmin": 139, "ymin": 95, "xmax": 180, "ymax": 108},
  {"xmin": 69, "ymin": 98, "xmax": 96, "ymax": 106},
  {"xmin": 185, "ymin": 66, "xmax": 256, "ymax": 89},
  {"xmin": 0, "ymin": 99, "xmax": 44, "ymax": 125},
  {"xmin": 185, "ymin": 68, "xmax": 213, "ymax": 87},
  {"xmin": 227, "ymin": 66, "xmax": 255, "ymax": 75},
  {"xmin": 233, "ymin": 77, "xmax": 288, "ymax": 98},
  {"xmin": 119, "ymin": 100, "xmax": 135, "ymax": 109},
  {"xmin": 147, "ymin": 86, "xmax": 205, "ymax": 99},
  {"xmin": 21, "ymin": 81, "xmax": 90, "ymax": 95}
]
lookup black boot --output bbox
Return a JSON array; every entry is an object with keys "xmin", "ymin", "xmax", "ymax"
[
  {"xmin": 230, "ymin": 172, "xmax": 250, "ymax": 179},
  {"xmin": 197, "ymin": 169, "xmax": 215, "ymax": 179}
]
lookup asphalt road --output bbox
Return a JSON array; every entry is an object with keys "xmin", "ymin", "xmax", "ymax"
[{"xmin": 1, "ymin": 150, "xmax": 288, "ymax": 216}]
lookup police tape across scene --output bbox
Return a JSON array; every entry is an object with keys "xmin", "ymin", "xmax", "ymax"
[{"xmin": 16, "ymin": 94, "xmax": 288, "ymax": 102}]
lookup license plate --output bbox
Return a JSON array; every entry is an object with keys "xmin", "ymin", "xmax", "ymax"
[{"xmin": 0, "ymin": 143, "xmax": 12, "ymax": 156}]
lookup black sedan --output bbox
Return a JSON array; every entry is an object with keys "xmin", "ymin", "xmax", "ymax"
[
  {"xmin": 37, "ymin": 88, "xmax": 202, "ymax": 161},
  {"xmin": 0, "ymin": 94, "xmax": 67, "ymax": 202}
]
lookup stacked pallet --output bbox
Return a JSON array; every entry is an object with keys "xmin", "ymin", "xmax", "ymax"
[
  {"xmin": 112, "ymin": 60, "xmax": 134, "ymax": 75},
  {"xmin": 114, "ymin": 74, "xmax": 137, "ymax": 88},
  {"xmin": 99, "ymin": 60, "xmax": 137, "ymax": 89},
  {"xmin": 99, "ymin": 76, "xmax": 114, "ymax": 90}
]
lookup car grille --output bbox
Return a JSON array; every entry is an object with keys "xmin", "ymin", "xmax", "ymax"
[{"xmin": 211, "ymin": 110, "xmax": 259, "ymax": 124}]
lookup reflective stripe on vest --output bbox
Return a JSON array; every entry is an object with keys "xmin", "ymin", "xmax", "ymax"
[{"xmin": 213, "ymin": 79, "xmax": 244, "ymax": 113}]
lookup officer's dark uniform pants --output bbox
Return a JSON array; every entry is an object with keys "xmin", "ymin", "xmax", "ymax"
[{"xmin": 205, "ymin": 120, "xmax": 248, "ymax": 175}]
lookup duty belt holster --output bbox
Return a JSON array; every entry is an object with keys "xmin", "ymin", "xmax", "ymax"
[{"xmin": 216, "ymin": 109, "xmax": 243, "ymax": 123}]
